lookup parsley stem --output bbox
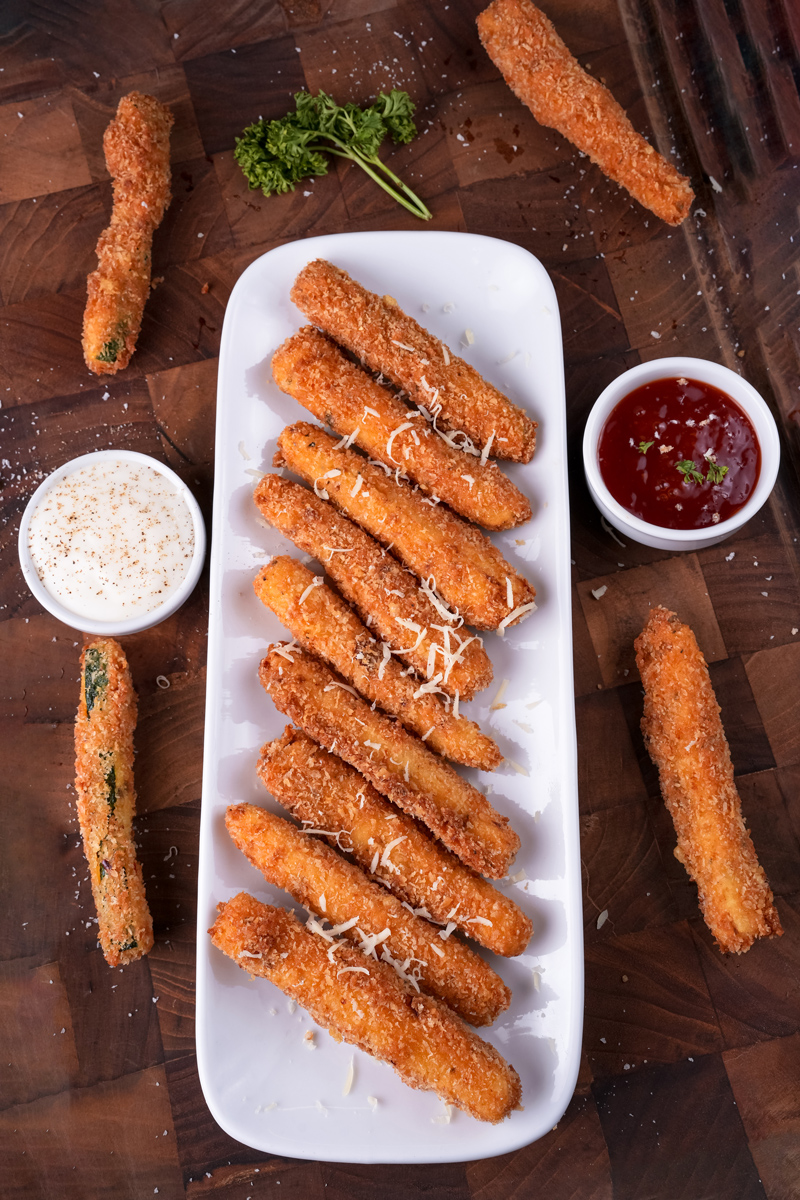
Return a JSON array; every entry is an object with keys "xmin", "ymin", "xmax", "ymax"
[{"xmin": 318, "ymin": 138, "xmax": 432, "ymax": 220}]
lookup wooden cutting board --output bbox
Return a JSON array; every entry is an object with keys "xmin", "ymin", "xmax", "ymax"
[{"xmin": 1, "ymin": 1, "xmax": 798, "ymax": 1197}]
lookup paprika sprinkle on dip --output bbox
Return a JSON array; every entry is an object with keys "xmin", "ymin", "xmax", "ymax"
[{"xmin": 597, "ymin": 376, "xmax": 761, "ymax": 531}]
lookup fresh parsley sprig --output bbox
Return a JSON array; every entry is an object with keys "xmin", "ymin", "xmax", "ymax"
[
  {"xmin": 706, "ymin": 461, "xmax": 729, "ymax": 484},
  {"xmin": 676, "ymin": 459, "xmax": 705, "ymax": 484},
  {"xmin": 234, "ymin": 89, "xmax": 432, "ymax": 221},
  {"xmin": 675, "ymin": 458, "xmax": 730, "ymax": 485}
]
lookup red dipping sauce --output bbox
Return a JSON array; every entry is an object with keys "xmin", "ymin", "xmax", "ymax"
[{"xmin": 597, "ymin": 376, "xmax": 761, "ymax": 530}]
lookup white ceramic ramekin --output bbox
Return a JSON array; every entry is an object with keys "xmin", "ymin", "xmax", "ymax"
[
  {"xmin": 582, "ymin": 356, "xmax": 780, "ymax": 551},
  {"xmin": 18, "ymin": 449, "xmax": 206, "ymax": 635}
]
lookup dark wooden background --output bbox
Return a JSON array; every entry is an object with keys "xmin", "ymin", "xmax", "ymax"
[{"xmin": 2, "ymin": 0, "xmax": 799, "ymax": 1196}]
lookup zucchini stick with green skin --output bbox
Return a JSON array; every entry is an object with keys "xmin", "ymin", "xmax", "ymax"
[{"xmin": 75, "ymin": 638, "xmax": 153, "ymax": 966}]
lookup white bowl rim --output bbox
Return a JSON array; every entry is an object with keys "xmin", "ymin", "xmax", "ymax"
[
  {"xmin": 582, "ymin": 356, "xmax": 780, "ymax": 544},
  {"xmin": 18, "ymin": 448, "xmax": 206, "ymax": 635}
]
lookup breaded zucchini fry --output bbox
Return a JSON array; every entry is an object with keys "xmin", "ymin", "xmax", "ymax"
[
  {"xmin": 253, "ymin": 474, "xmax": 493, "ymax": 699},
  {"xmin": 74, "ymin": 638, "xmax": 153, "ymax": 966},
  {"xmin": 259, "ymin": 647, "xmax": 520, "ymax": 878},
  {"xmin": 258, "ymin": 727, "xmax": 533, "ymax": 957},
  {"xmin": 82, "ymin": 92, "xmax": 173, "ymax": 374},
  {"xmin": 254, "ymin": 556, "xmax": 501, "ymax": 771},
  {"xmin": 225, "ymin": 804, "xmax": 510, "ymax": 1026},
  {"xmin": 291, "ymin": 259, "xmax": 537, "ymax": 462},
  {"xmin": 276, "ymin": 423, "xmax": 537, "ymax": 632},
  {"xmin": 635, "ymin": 607, "xmax": 782, "ymax": 953},
  {"xmin": 272, "ymin": 326, "xmax": 531, "ymax": 530},
  {"xmin": 476, "ymin": 0, "xmax": 694, "ymax": 226},
  {"xmin": 210, "ymin": 892, "xmax": 523, "ymax": 1122}
]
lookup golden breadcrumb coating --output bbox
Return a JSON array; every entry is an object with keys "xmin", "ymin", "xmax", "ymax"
[
  {"xmin": 272, "ymin": 326, "xmax": 531, "ymax": 530},
  {"xmin": 82, "ymin": 92, "xmax": 173, "ymax": 374},
  {"xmin": 254, "ymin": 556, "xmax": 501, "ymax": 771},
  {"xmin": 477, "ymin": 0, "xmax": 694, "ymax": 226},
  {"xmin": 290, "ymin": 259, "xmax": 537, "ymax": 462},
  {"xmin": 258, "ymin": 727, "xmax": 533, "ymax": 957},
  {"xmin": 635, "ymin": 606, "xmax": 782, "ymax": 953},
  {"xmin": 276, "ymin": 422, "xmax": 537, "ymax": 632},
  {"xmin": 225, "ymin": 804, "xmax": 510, "ymax": 1026},
  {"xmin": 259, "ymin": 646, "xmax": 520, "ymax": 879},
  {"xmin": 209, "ymin": 892, "xmax": 523, "ymax": 1122},
  {"xmin": 253, "ymin": 474, "xmax": 493, "ymax": 699},
  {"xmin": 74, "ymin": 638, "xmax": 153, "ymax": 966}
]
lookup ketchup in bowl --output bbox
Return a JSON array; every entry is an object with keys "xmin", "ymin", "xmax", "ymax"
[{"xmin": 597, "ymin": 376, "xmax": 761, "ymax": 530}]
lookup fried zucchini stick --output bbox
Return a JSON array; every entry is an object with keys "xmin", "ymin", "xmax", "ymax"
[
  {"xmin": 260, "ymin": 647, "xmax": 520, "ymax": 878},
  {"xmin": 254, "ymin": 556, "xmax": 502, "ymax": 771},
  {"xmin": 635, "ymin": 607, "xmax": 782, "ymax": 953},
  {"xmin": 258, "ymin": 728, "xmax": 533, "ymax": 957},
  {"xmin": 225, "ymin": 804, "xmax": 510, "ymax": 1026},
  {"xmin": 276, "ymin": 423, "xmax": 537, "ymax": 632},
  {"xmin": 82, "ymin": 92, "xmax": 173, "ymax": 374},
  {"xmin": 210, "ymin": 892, "xmax": 522, "ymax": 1122},
  {"xmin": 253, "ymin": 474, "xmax": 493, "ymax": 699},
  {"xmin": 290, "ymin": 259, "xmax": 537, "ymax": 462},
  {"xmin": 74, "ymin": 638, "xmax": 153, "ymax": 966},
  {"xmin": 272, "ymin": 326, "xmax": 531, "ymax": 530},
  {"xmin": 476, "ymin": 0, "xmax": 694, "ymax": 226}
]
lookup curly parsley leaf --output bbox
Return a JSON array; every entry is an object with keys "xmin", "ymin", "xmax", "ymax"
[
  {"xmin": 234, "ymin": 89, "xmax": 432, "ymax": 221},
  {"xmin": 636, "ymin": 440, "xmax": 654, "ymax": 454},
  {"xmin": 706, "ymin": 461, "xmax": 729, "ymax": 484}
]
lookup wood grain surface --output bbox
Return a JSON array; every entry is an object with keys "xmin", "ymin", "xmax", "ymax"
[{"xmin": 1, "ymin": 1, "xmax": 799, "ymax": 1197}]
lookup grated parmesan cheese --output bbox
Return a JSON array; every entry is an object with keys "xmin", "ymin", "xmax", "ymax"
[
  {"xmin": 333, "ymin": 428, "xmax": 359, "ymax": 451},
  {"xmin": 480, "ymin": 431, "xmax": 495, "ymax": 465},
  {"xmin": 337, "ymin": 966, "xmax": 370, "ymax": 977},
  {"xmin": 324, "ymin": 681, "xmax": 360, "ymax": 698},
  {"xmin": 386, "ymin": 422, "xmax": 414, "ymax": 464},
  {"xmin": 497, "ymin": 601, "xmax": 538, "ymax": 636},
  {"xmin": 442, "ymin": 344, "xmax": 450, "ymax": 365},
  {"xmin": 350, "ymin": 474, "xmax": 364, "ymax": 497},
  {"xmin": 313, "ymin": 469, "xmax": 341, "ymax": 500},
  {"xmin": 342, "ymin": 1056, "xmax": 355, "ymax": 1097},
  {"xmin": 298, "ymin": 575, "xmax": 323, "ymax": 605}
]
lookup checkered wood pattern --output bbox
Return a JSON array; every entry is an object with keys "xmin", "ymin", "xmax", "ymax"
[{"xmin": 1, "ymin": 1, "xmax": 799, "ymax": 1197}]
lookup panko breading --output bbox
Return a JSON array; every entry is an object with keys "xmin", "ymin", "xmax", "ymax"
[
  {"xmin": 225, "ymin": 803, "xmax": 510, "ymax": 1026},
  {"xmin": 271, "ymin": 326, "xmax": 531, "ymax": 530},
  {"xmin": 635, "ymin": 607, "xmax": 782, "ymax": 953},
  {"xmin": 210, "ymin": 892, "xmax": 523, "ymax": 1122},
  {"xmin": 276, "ymin": 422, "xmax": 537, "ymax": 632},
  {"xmin": 82, "ymin": 92, "xmax": 173, "ymax": 374},
  {"xmin": 254, "ymin": 556, "xmax": 502, "ymax": 771},
  {"xmin": 259, "ymin": 646, "xmax": 520, "ymax": 879},
  {"xmin": 290, "ymin": 259, "xmax": 537, "ymax": 462},
  {"xmin": 253, "ymin": 474, "xmax": 493, "ymax": 699},
  {"xmin": 476, "ymin": 0, "xmax": 694, "ymax": 226},
  {"xmin": 258, "ymin": 727, "xmax": 533, "ymax": 958},
  {"xmin": 74, "ymin": 638, "xmax": 153, "ymax": 966}
]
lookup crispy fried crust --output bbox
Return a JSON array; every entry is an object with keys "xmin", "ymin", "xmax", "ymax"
[
  {"xmin": 209, "ymin": 892, "xmax": 523, "ymax": 1121},
  {"xmin": 635, "ymin": 607, "xmax": 782, "ymax": 953},
  {"xmin": 74, "ymin": 638, "xmax": 153, "ymax": 966},
  {"xmin": 476, "ymin": 0, "xmax": 694, "ymax": 226},
  {"xmin": 225, "ymin": 804, "xmax": 510, "ymax": 1026},
  {"xmin": 82, "ymin": 92, "xmax": 173, "ymax": 374},
  {"xmin": 290, "ymin": 259, "xmax": 537, "ymax": 462},
  {"xmin": 258, "ymin": 728, "xmax": 533, "ymax": 957},
  {"xmin": 254, "ymin": 556, "xmax": 502, "ymax": 771},
  {"xmin": 272, "ymin": 326, "xmax": 531, "ymax": 530},
  {"xmin": 253, "ymin": 474, "xmax": 493, "ymax": 699},
  {"xmin": 276, "ymin": 422, "xmax": 537, "ymax": 632},
  {"xmin": 259, "ymin": 646, "xmax": 520, "ymax": 878}
]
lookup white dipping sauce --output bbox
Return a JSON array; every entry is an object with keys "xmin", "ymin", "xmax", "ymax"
[{"xmin": 28, "ymin": 458, "xmax": 195, "ymax": 623}]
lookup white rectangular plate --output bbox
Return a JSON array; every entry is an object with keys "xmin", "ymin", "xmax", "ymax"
[{"xmin": 197, "ymin": 230, "xmax": 583, "ymax": 1163}]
